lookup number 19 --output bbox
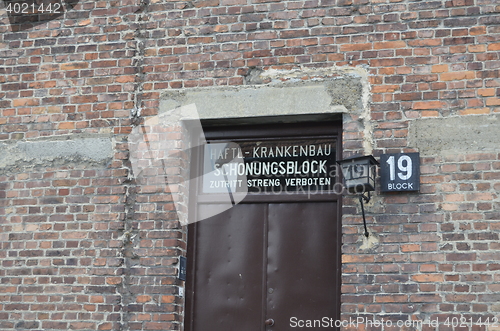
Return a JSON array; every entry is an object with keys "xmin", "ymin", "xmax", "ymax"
[{"xmin": 386, "ymin": 155, "xmax": 412, "ymax": 180}]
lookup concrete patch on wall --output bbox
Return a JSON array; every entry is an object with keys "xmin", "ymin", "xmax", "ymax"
[
  {"xmin": 409, "ymin": 114, "xmax": 500, "ymax": 156},
  {"xmin": 160, "ymin": 66, "xmax": 373, "ymax": 154},
  {"xmin": 0, "ymin": 135, "xmax": 114, "ymax": 174},
  {"xmin": 257, "ymin": 66, "xmax": 374, "ymax": 155},
  {"xmin": 160, "ymin": 67, "xmax": 366, "ymax": 120},
  {"xmin": 161, "ymin": 84, "xmax": 346, "ymax": 119}
]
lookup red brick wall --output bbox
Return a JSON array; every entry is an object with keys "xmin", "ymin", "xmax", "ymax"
[{"xmin": 1, "ymin": 0, "xmax": 500, "ymax": 330}]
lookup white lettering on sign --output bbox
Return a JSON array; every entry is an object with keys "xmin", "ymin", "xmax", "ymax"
[
  {"xmin": 214, "ymin": 160, "xmax": 328, "ymax": 177},
  {"xmin": 386, "ymin": 155, "xmax": 413, "ymax": 181},
  {"xmin": 388, "ymin": 182, "xmax": 414, "ymax": 190},
  {"xmin": 397, "ymin": 155, "xmax": 412, "ymax": 180},
  {"xmin": 203, "ymin": 139, "xmax": 336, "ymax": 194},
  {"xmin": 209, "ymin": 180, "xmax": 244, "ymax": 189},
  {"xmin": 247, "ymin": 179, "xmax": 281, "ymax": 187},
  {"xmin": 251, "ymin": 144, "xmax": 332, "ymax": 158},
  {"xmin": 285, "ymin": 177, "xmax": 332, "ymax": 187},
  {"xmin": 210, "ymin": 146, "xmax": 243, "ymax": 160}
]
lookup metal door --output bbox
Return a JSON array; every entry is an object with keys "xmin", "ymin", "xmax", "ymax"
[
  {"xmin": 186, "ymin": 202, "xmax": 338, "ymax": 331},
  {"xmin": 187, "ymin": 203, "xmax": 266, "ymax": 330},
  {"xmin": 266, "ymin": 202, "xmax": 338, "ymax": 328},
  {"xmin": 185, "ymin": 122, "xmax": 342, "ymax": 331}
]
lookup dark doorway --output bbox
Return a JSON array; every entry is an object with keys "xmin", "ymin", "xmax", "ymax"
[{"xmin": 185, "ymin": 122, "xmax": 342, "ymax": 331}]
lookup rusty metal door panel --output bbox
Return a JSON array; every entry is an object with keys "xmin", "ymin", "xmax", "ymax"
[
  {"xmin": 190, "ymin": 203, "xmax": 267, "ymax": 331},
  {"xmin": 266, "ymin": 202, "xmax": 338, "ymax": 329},
  {"xmin": 188, "ymin": 202, "xmax": 339, "ymax": 331}
]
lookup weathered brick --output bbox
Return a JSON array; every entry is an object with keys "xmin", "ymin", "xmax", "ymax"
[
  {"xmin": 413, "ymin": 101, "xmax": 447, "ymax": 109},
  {"xmin": 487, "ymin": 43, "xmax": 500, "ymax": 51},
  {"xmin": 441, "ymin": 71, "xmax": 476, "ymax": 81},
  {"xmin": 412, "ymin": 274, "xmax": 445, "ymax": 282},
  {"xmin": 60, "ymin": 62, "xmax": 89, "ymax": 70}
]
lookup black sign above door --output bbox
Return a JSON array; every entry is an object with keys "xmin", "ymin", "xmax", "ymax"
[{"xmin": 202, "ymin": 138, "xmax": 337, "ymax": 194}]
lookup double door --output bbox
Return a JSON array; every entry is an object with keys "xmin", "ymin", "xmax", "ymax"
[
  {"xmin": 185, "ymin": 122, "xmax": 342, "ymax": 330},
  {"xmin": 185, "ymin": 201, "xmax": 340, "ymax": 330}
]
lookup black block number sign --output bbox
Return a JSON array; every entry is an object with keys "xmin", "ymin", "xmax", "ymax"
[{"xmin": 380, "ymin": 153, "xmax": 420, "ymax": 192}]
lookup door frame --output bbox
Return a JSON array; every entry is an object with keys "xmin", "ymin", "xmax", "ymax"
[{"xmin": 184, "ymin": 120, "xmax": 343, "ymax": 330}]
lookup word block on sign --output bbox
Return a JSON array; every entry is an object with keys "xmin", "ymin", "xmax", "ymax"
[{"xmin": 379, "ymin": 153, "xmax": 420, "ymax": 192}]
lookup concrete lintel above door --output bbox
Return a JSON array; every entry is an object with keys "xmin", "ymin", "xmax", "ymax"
[{"xmin": 160, "ymin": 70, "xmax": 365, "ymax": 121}]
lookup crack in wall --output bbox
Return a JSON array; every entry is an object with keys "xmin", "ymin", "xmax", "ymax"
[
  {"xmin": 113, "ymin": 0, "xmax": 151, "ymax": 330},
  {"xmin": 131, "ymin": 0, "xmax": 150, "ymax": 125},
  {"xmin": 117, "ymin": 166, "xmax": 140, "ymax": 331}
]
